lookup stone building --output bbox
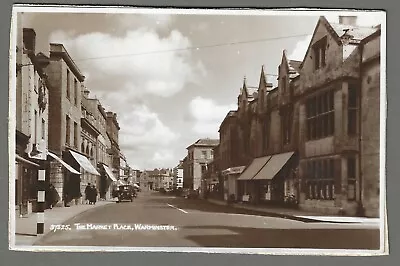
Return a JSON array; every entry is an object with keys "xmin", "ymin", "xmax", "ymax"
[
  {"xmin": 106, "ymin": 112, "xmax": 120, "ymax": 179},
  {"xmin": 185, "ymin": 138, "xmax": 219, "ymax": 190},
  {"xmin": 182, "ymin": 156, "xmax": 189, "ymax": 189},
  {"xmin": 173, "ymin": 161, "xmax": 184, "ymax": 189},
  {"xmin": 46, "ymin": 43, "xmax": 100, "ymax": 206},
  {"xmin": 295, "ymin": 16, "xmax": 381, "ymax": 216},
  {"xmin": 227, "ymin": 16, "xmax": 381, "ymax": 217},
  {"xmin": 359, "ymin": 26, "xmax": 381, "ymax": 217},
  {"xmin": 90, "ymin": 99, "xmax": 115, "ymax": 199},
  {"xmin": 80, "ymin": 88, "xmax": 101, "ymax": 193},
  {"xmin": 15, "ymin": 27, "xmax": 50, "ymax": 216}
]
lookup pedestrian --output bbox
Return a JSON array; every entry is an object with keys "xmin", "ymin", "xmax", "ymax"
[
  {"xmin": 85, "ymin": 183, "xmax": 91, "ymax": 204},
  {"xmin": 45, "ymin": 183, "xmax": 54, "ymax": 209},
  {"xmin": 91, "ymin": 184, "xmax": 98, "ymax": 205}
]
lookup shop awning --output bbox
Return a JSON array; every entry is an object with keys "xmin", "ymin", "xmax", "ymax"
[
  {"xmin": 252, "ymin": 151, "xmax": 295, "ymax": 180},
  {"xmin": 15, "ymin": 154, "xmax": 40, "ymax": 167},
  {"xmin": 69, "ymin": 150, "xmax": 100, "ymax": 176},
  {"xmin": 47, "ymin": 151, "xmax": 81, "ymax": 175},
  {"xmin": 221, "ymin": 166, "xmax": 246, "ymax": 175},
  {"xmin": 237, "ymin": 156, "xmax": 271, "ymax": 181},
  {"xmin": 133, "ymin": 183, "xmax": 140, "ymax": 189},
  {"xmin": 103, "ymin": 164, "xmax": 118, "ymax": 182}
]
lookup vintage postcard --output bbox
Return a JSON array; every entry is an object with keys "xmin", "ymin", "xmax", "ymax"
[{"xmin": 9, "ymin": 5, "xmax": 387, "ymax": 255}]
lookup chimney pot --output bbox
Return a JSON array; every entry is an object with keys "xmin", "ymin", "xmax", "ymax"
[{"xmin": 339, "ymin": 16, "xmax": 357, "ymax": 26}]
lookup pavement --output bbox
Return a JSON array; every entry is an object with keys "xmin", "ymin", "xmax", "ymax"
[
  {"xmin": 23, "ymin": 191, "xmax": 381, "ymax": 249},
  {"xmin": 13, "ymin": 199, "xmax": 114, "ymax": 246},
  {"xmin": 205, "ymin": 198, "xmax": 381, "ymax": 224}
]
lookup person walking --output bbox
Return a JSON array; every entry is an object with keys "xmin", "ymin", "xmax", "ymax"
[
  {"xmin": 91, "ymin": 184, "xmax": 98, "ymax": 205},
  {"xmin": 85, "ymin": 183, "xmax": 91, "ymax": 204}
]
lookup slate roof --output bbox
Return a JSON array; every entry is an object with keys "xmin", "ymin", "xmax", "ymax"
[
  {"xmin": 330, "ymin": 23, "xmax": 379, "ymax": 43},
  {"xmin": 194, "ymin": 138, "xmax": 220, "ymax": 146}
]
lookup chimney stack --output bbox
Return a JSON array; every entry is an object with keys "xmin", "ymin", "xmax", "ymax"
[
  {"xmin": 339, "ymin": 16, "xmax": 357, "ymax": 26},
  {"xmin": 23, "ymin": 28, "xmax": 36, "ymax": 55}
]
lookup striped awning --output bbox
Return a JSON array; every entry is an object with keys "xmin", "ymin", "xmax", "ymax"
[
  {"xmin": 69, "ymin": 150, "xmax": 100, "ymax": 176},
  {"xmin": 103, "ymin": 164, "xmax": 118, "ymax": 182},
  {"xmin": 253, "ymin": 152, "xmax": 295, "ymax": 180},
  {"xmin": 237, "ymin": 156, "xmax": 271, "ymax": 181},
  {"xmin": 47, "ymin": 151, "xmax": 81, "ymax": 175},
  {"xmin": 15, "ymin": 154, "xmax": 40, "ymax": 167}
]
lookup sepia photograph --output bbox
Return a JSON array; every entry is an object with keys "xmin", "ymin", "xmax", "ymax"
[{"xmin": 9, "ymin": 5, "xmax": 386, "ymax": 255}]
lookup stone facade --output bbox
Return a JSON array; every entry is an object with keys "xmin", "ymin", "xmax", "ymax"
[
  {"xmin": 15, "ymin": 27, "xmax": 50, "ymax": 215},
  {"xmin": 46, "ymin": 43, "xmax": 85, "ymax": 204},
  {"xmin": 185, "ymin": 139, "xmax": 219, "ymax": 190},
  {"xmin": 211, "ymin": 16, "xmax": 381, "ymax": 217},
  {"xmin": 106, "ymin": 112, "xmax": 121, "ymax": 178}
]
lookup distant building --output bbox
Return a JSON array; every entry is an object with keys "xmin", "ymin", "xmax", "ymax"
[
  {"xmin": 173, "ymin": 161, "xmax": 184, "ymax": 189},
  {"xmin": 106, "ymin": 112, "xmax": 120, "ymax": 179},
  {"xmin": 185, "ymin": 138, "xmax": 219, "ymax": 190}
]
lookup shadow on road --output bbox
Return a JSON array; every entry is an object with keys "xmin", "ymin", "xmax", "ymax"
[
  {"xmin": 180, "ymin": 225, "xmax": 380, "ymax": 249},
  {"xmin": 146, "ymin": 195, "xmax": 319, "ymax": 223}
]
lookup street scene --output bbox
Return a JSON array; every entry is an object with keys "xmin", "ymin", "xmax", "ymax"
[
  {"xmin": 35, "ymin": 192, "xmax": 379, "ymax": 249},
  {"xmin": 10, "ymin": 7, "xmax": 385, "ymax": 253}
]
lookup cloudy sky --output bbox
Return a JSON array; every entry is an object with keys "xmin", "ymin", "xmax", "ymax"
[{"xmin": 19, "ymin": 8, "xmax": 384, "ymax": 170}]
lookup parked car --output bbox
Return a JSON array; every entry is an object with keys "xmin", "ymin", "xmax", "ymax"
[
  {"xmin": 183, "ymin": 189, "xmax": 199, "ymax": 199},
  {"xmin": 116, "ymin": 185, "xmax": 136, "ymax": 203}
]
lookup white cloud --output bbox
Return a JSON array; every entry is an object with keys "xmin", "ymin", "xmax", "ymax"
[
  {"xmin": 189, "ymin": 96, "xmax": 236, "ymax": 137},
  {"xmin": 118, "ymin": 104, "xmax": 179, "ymax": 150},
  {"xmin": 152, "ymin": 149, "xmax": 175, "ymax": 168},
  {"xmin": 288, "ymin": 35, "xmax": 312, "ymax": 61},
  {"xmin": 49, "ymin": 28, "xmax": 205, "ymax": 98}
]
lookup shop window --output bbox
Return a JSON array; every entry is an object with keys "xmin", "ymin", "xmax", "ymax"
[
  {"xmin": 306, "ymin": 158, "xmax": 335, "ymax": 200},
  {"xmin": 313, "ymin": 36, "xmax": 327, "ymax": 70},
  {"xmin": 347, "ymin": 156, "xmax": 357, "ymax": 201},
  {"xmin": 348, "ymin": 84, "xmax": 358, "ymax": 135},
  {"xmin": 306, "ymin": 90, "xmax": 334, "ymax": 140}
]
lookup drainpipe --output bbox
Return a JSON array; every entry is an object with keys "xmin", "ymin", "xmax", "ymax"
[{"xmin": 357, "ymin": 44, "xmax": 365, "ymax": 216}]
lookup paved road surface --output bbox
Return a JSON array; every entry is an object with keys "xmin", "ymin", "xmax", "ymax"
[{"xmin": 36, "ymin": 191, "xmax": 380, "ymax": 249}]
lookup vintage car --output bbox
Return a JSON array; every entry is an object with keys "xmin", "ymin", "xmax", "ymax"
[{"xmin": 116, "ymin": 185, "xmax": 136, "ymax": 203}]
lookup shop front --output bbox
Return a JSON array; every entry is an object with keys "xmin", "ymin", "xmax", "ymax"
[
  {"xmin": 222, "ymin": 166, "xmax": 246, "ymax": 201},
  {"xmin": 15, "ymin": 154, "xmax": 40, "ymax": 217},
  {"xmin": 101, "ymin": 164, "xmax": 117, "ymax": 199},
  {"xmin": 237, "ymin": 151, "xmax": 298, "ymax": 206}
]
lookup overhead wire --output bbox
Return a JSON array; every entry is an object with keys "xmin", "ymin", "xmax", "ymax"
[{"xmin": 73, "ymin": 33, "xmax": 312, "ymax": 63}]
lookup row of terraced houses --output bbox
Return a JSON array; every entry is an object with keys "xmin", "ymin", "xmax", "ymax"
[
  {"xmin": 14, "ymin": 25, "xmax": 135, "ymax": 216},
  {"xmin": 196, "ymin": 16, "xmax": 381, "ymax": 217}
]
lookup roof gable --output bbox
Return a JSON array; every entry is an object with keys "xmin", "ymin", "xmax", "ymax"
[{"xmin": 299, "ymin": 16, "xmax": 342, "ymax": 69}]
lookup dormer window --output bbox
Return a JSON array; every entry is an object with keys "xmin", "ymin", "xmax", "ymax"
[{"xmin": 313, "ymin": 36, "xmax": 327, "ymax": 70}]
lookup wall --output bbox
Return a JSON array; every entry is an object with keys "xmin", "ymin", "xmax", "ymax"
[{"xmin": 360, "ymin": 34, "xmax": 380, "ymax": 217}]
